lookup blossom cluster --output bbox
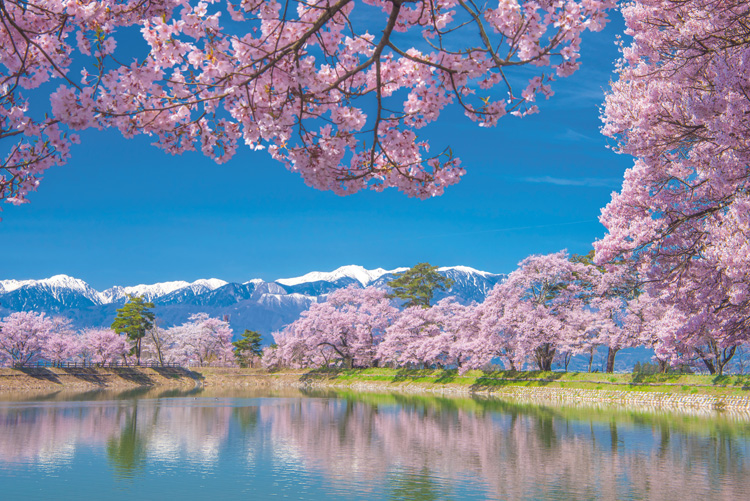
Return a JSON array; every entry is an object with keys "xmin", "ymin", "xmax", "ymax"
[
  {"xmin": 2, "ymin": 0, "xmax": 615, "ymax": 204},
  {"xmin": 0, "ymin": 311, "xmax": 235, "ymax": 367},
  {"xmin": 266, "ymin": 251, "xmax": 747, "ymax": 375},
  {"xmin": 595, "ymin": 0, "xmax": 750, "ymax": 368}
]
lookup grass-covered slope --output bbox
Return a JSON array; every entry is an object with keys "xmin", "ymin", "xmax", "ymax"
[{"xmin": 269, "ymin": 368, "xmax": 750, "ymax": 397}]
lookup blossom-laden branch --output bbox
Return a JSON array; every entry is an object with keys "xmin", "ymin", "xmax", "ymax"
[
  {"xmin": 1, "ymin": 0, "xmax": 615, "ymax": 204},
  {"xmin": 595, "ymin": 1, "xmax": 750, "ymax": 364}
]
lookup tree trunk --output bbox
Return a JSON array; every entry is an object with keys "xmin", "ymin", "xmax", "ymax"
[
  {"xmin": 715, "ymin": 346, "xmax": 737, "ymax": 376},
  {"xmin": 535, "ymin": 344, "xmax": 555, "ymax": 372},
  {"xmin": 153, "ymin": 333, "xmax": 164, "ymax": 367},
  {"xmin": 701, "ymin": 357, "xmax": 716, "ymax": 375},
  {"xmin": 657, "ymin": 358, "xmax": 669, "ymax": 373},
  {"xmin": 605, "ymin": 347, "xmax": 619, "ymax": 373},
  {"xmin": 562, "ymin": 352, "xmax": 572, "ymax": 372},
  {"xmin": 587, "ymin": 348, "xmax": 594, "ymax": 373}
]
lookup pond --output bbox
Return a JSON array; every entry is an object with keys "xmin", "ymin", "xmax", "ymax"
[{"xmin": 1, "ymin": 387, "xmax": 749, "ymax": 500}]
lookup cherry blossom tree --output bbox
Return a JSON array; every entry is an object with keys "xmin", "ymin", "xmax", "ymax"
[
  {"xmin": 41, "ymin": 317, "xmax": 78, "ymax": 366},
  {"xmin": 260, "ymin": 344, "xmax": 281, "ymax": 369},
  {"xmin": 78, "ymin": 328, "xmax": 131, "ymax": 365},
  {"xmin": 0, "ymin": 311, "xmax": 57, "ymax": 366},
  {"xmin": 487, "ymin": 251, "xmax": 600, "ymax": 371},
  {"xmin": 377, "ymin": 298, "xmax": 476, "ymax": 369},
  {"xmin": 583, "ymin": 255, "xmax": 645, "ymax": 373},
  {"xmin": 166, "ymin": 313, "xmax": 235, "ymax": 366},
  {"xmin": 469, "ymin": 291, "xmax": 522, "ymax": 371},
  {"xmin": 641, "ymin": 298, "xmax": 740, "ymax": 376},
  {"xmin": 1, "ymin": 0, "xmax": 615, "ymax": 205},
  {"xmin": 274, "ymin": 286, "xmax": 397, "ymax": 369},
  {"xmin": 140, "ymin": 325, "xmax": 171, "ymax": 366},
  {"xmin": 595, "ymin": 1, "xmax": 750, "ymax": 371}
]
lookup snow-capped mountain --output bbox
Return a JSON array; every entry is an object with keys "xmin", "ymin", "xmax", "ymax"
[
  {"xmin": 101, "ymin": 278, "xmax": 228, "ymax": 305},
  {"xmin": 276, "ymin": 265, "xmax": 409, "ymax": 287},
  {"xmin": 0, "ymin": 279, "xmax": 36, "ymax": 294},
  {"xmin": 0, "ymin": 265, "xmax": 506, "ymax": 343},
  {"xmin": 0, "ymin": 275, "xmax": 104, "ymax": 311},
  {"xmin": 436, "ymin": 266, "xmax": 504, "ymax": 303}
]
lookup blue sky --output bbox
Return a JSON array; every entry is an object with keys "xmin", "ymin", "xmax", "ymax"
[{"xmin": 1, "ymin": 10, "xmax": 632, "ymax": 291}]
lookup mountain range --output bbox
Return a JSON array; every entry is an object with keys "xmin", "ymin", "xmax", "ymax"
[{"xmin": 0, "ymin": 265, "xmax": 506, "ymax": 344}]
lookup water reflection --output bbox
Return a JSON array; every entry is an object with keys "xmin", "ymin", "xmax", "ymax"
[
  {"xmin": 106, "ymin": 405, "xmax": 147, "ymax": 479},
  {"xmin": 1, "ymin": 388, "xmax": 749, "ymax": 500}
]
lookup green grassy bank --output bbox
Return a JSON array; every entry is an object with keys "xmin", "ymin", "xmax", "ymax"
[
  {"xmin": 4, "ymin": 366, "xmax": 750, "ymax": 399},
  {"xmin": 207, "ymin": 367, "xmax": 750, "ymax": 397}
]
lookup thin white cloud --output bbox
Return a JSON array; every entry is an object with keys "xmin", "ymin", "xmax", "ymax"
[
  {"xmin": 521, "ymin": 176, "xmax": 622, "ymax": 188},
  {"xmin": 557, "ymin": 128, "xmax": 596, "ymax": 142}
]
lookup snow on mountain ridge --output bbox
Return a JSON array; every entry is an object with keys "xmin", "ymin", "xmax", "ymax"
[
  {"xmin": 2, "ymin": 274, "xmax": 105, "ymax": 305},
  {"xmin": 276, "ymin": 265, "xmax": 409, "ymax": 287},
  {"xmin": 438, "ymin": 265, "xmax": 501, "ymax": 277},
  {"xmin": 1, "ymin": 266, "xmax": 503, "ymax": 307},
  {"xmin": 101, "ymin": 281, "xmax": 189, "ymax": 304},
  {"xmin": 0, "ymin": 279, "xmax": 36, "ymax": 293},
  {"xmin": 192, "ymin": 278, "xmax": 228, "ymax": 289},
  {"xmin": 102, "ymin": 278, "xmax": 227, "ymax": 303}
]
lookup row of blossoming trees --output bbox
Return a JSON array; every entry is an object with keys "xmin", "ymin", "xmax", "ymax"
[
  {"xmin": 265, "ymin": 251, "xmax": 741, "ymax": 375},
  {"xmin": 0, "ymin": 311, "xmax": 235, "ymax": 368}
]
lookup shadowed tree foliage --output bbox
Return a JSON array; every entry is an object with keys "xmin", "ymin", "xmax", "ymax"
[
  {"xmin": 111, "ymin": 295, "xmax": 155, "ymax": 366},
  {"xmin": 387, "ymin": 263, "xmax": 453, "ymax": 309}
]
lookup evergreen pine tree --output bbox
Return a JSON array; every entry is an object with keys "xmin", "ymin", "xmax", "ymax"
[
  {"xmin": 111, "ymin": 295, "xmax": 155, "ymax": 366},
  {"xmin": 387, "ymin": 263, "xmax": 453, "ymax": 309},
  {"xmin": 233, "ymin": 329, "xmax": 263, "ymax": 367}
]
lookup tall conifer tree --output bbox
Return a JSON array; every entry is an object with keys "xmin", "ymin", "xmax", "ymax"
[
  {"xmin": 111, "ymin": 295, "xmax": 155, "ymax": 365},
  {"xmin": 387, "ymin": 263, "xmax": 453, "ymax": 309}
]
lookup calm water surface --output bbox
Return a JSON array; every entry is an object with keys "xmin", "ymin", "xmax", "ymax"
[{"xmin": 1, "ymin": 387, "xmax": 749, "ymax": 500}]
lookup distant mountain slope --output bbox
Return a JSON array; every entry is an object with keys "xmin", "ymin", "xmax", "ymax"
[{"xmin": 0, "ymin": 265, "xmax": 506, "ymax": 343}]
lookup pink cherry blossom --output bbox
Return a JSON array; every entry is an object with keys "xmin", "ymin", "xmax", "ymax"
[
  {"xmin": 272, "ymin": 286, "xmax": 397, "ymax": 369},
  {"xmin": 377, "ymin": 298, "xmax": 476, "ymax": 370},
  {"xmin": 41, "ymin": 317, "xmax": 78, "ymax": 366},
  {"xmin": 77, "ymin": 328, "xmax": 131, "ymax": 365},
  {"xmin": 0, "ymin": 311, "xmax": 55, "ymax": 366},
  {"xmin": 1, "ymin": 0, "xmax": 615, "ymax": 205},
  {"xmin": 471, "ymin": 251, "xmax": 602, "ymax": 371},
  {"xmin": 165, "ymin": 313, "xmax": 235, "ymax": 367},
  {"xmin": 595, "ymin": 0, "xmax": 750, "ymax": 374}
]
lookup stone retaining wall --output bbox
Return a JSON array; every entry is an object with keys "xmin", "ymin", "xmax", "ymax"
[
  {"xmin": 4, "ymin": 366, "xmax": 750, "ymax": 415},
  {"xmin": 204, "ymin": 372, "xmax": 750, "ymax": 415},
  {"xmin": 341, "ymin": 381, "xmax": 750, "ymax": 411}
]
